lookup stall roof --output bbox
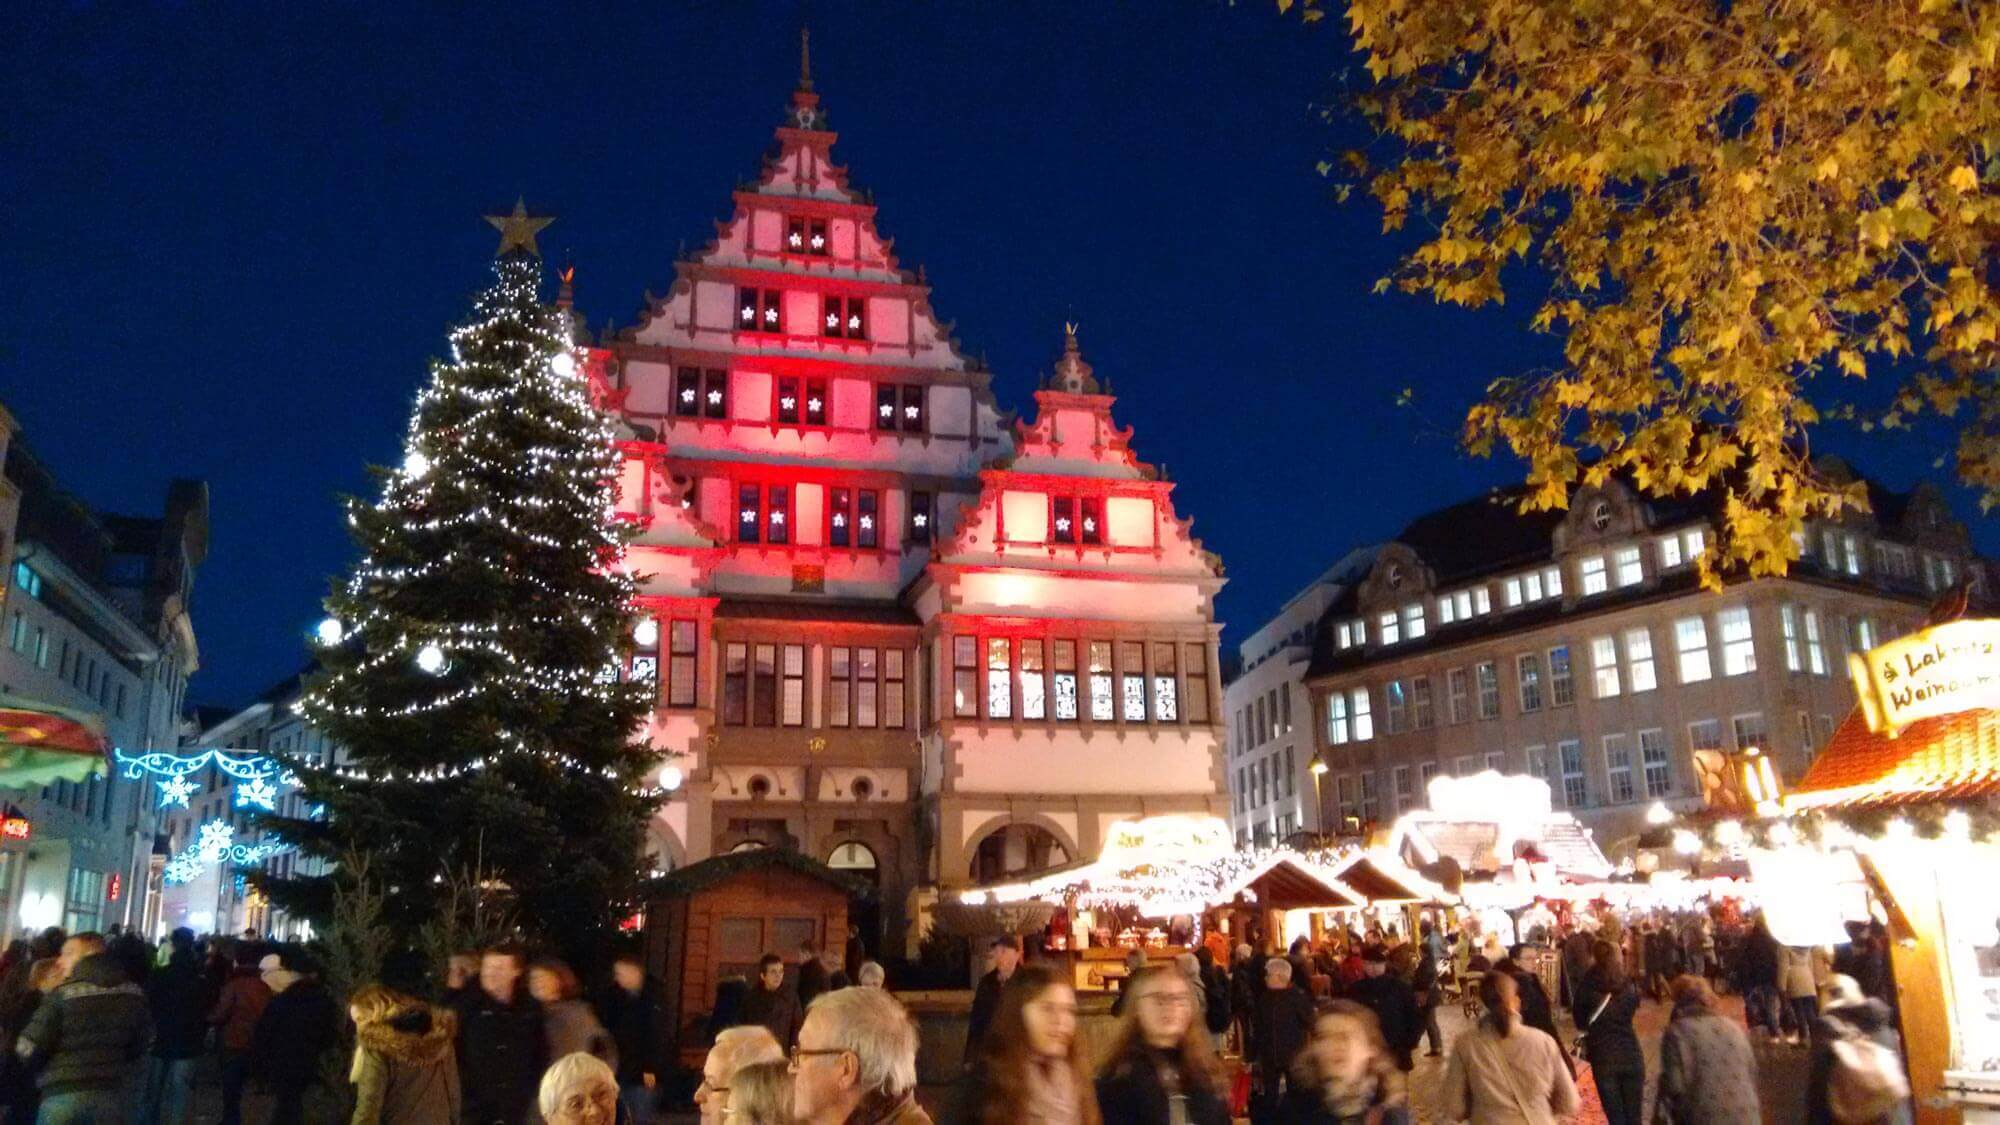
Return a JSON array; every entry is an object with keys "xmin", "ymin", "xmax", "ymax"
[
  {"xmin": 1328, "ymin": 853, "xmax": 1430, "ymax": 903},
  {"xmin": 1227, "ymin": 855, "xmax": 1362, "ymax": 911},
  {"xmin": 1790, "ymin": 708, "xmax": 2000, "ymax": 809}
]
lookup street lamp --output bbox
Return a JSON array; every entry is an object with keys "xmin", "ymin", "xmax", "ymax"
[{"xmin": 1309, "ymin": 759, "xmax": 1329, "ymax": 832}]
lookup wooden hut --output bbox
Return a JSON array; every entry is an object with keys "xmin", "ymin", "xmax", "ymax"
[{"xmin": 641, "ymin": 849, "xmax": 870, "ymax": 1067}]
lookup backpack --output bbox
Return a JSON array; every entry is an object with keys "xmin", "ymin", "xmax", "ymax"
[{"xmin": 1826, "ymin": 1019, "xmax": 1910, "ymax": 1123}]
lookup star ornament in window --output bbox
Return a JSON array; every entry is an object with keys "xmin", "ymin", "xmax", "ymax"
[
  {"xmin": 764, "ymin": 308, "xmax": 779, "ymax": 323},
  {"xmin": 879, "ymin": 403, "xmax": 893, "ymax": 417},
  {"xmin": 741, "ymin": 509, "xmax": 757, "ymax": 523},
  {"xmin": 708, "ymin": 389, "xmax": 724, "ymax": 405},
  {"xmin": 1084, "ymin": 518, "xmax": 1097, "ymax": 533},
  {"xmin": 807, "ymin": 397, "xmax": 822, "ymax": 412},
  {"xmin": 904, "ymin": 405, "xmax": 919, "ymax": 418},
  {"xmin": 859, "ymin": 515, "xmax": 873, "ymax": 530},
  {"xmin": 680, "ymin": 388, "xmax": 697, "ymax": 403},
  {"xmin": 832, "ymin": 513, "xmax": 847, "ymax": 528},
  {"xmin": 771, "ymin": 511, "xmax": 785, "ymax": 526},
  {"xmin": 789, "ymin": 232, "xmax": 804, "ymax": 247},
  {"xmin": 1056, "ymin": 517, "xmax": 1072, "ymax": 533},
  {"xmin": 781, "ymin": 396, "xmax": 797, "ymax": 411},
  {"xmin": 158, "ymin": 774, "xmax": 196, "ymax": 808},
  {"xmin": 913, "ymin": 513, "xmax": 928, "ymax": 527},
  {"xmin": 811, "ymin": 234, "xmax": 826, "ymax": 249},
  {"xmin": 741, "ymin": 307, "xmax": 756, "ymax": 323},
  {"xmin": 848, "ymin": 315, "xmax": 863, "ymax": 330}
]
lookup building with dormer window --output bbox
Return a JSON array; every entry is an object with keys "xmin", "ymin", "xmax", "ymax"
[
  {"xmin": 1295, "ymin": 459, "xmax": 1986, "ymax": 854},
  {"xmin": 585, "ymin": 65, "xmax": 1227, "ymax": 951}
]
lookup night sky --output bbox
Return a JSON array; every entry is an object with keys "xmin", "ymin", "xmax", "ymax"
[{"xmin": 4, "ymin": 2, "xmax": 1987, "ymax": 709}]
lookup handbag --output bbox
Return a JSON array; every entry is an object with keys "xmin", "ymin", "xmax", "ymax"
[
  {"xmin": 1228, "ymin": 1066, "xmax": 1252, "ymax": 1118},
  {"xmin": 1571, "ymin": 991, "xmax": 1613, "ymax": 1060}
]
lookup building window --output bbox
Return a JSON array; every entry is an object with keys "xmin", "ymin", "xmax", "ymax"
[
  {"xmin": 1613, "ymin": 546, "xmax": 1643, "ymax": 587},
  {"xmin": 1184, "ymin": 644, "xmax": 1210, "ymax": 723},
  {"xmin": 1018, "ymin": 640, "xmax": 1047, "ymax": 720},
  {"xmin": 1591, "ymin": 636, "xmax": 1620, "ymax": 697},
  {"xmin": 1476, "ymin": 662, "xmax": 1501, "ymax": 719},
  {"xmin": 1351, "ymin": 688, "xmax": 1374, "ymax": 741},
  {"xmin": 821, "ymin": 295, "xmax": 867, "ymax": 339},
  {"xmin": 674, "ymin": 367, "xmax": 729, "ymax": 419},
  {"xmin": 1049, "ymin": 496, "xmax": 1104, "ymax": 545},
  {"xmin": 1675, "ymin": 617, "xmax": 1712, "ymax": 683},
  {"xmin": 1151, "ymin": 643, "xmax": 1178, "ymax": 722},
  {"xmin": 1803, "ymin": 610, "xmax": 1826, "ymax": 675},
  {"xmin": 1503, "ymin": 577, "xmax": 1522, "ymax": 608},
  {"xmin": 781, "ymin": 645, "xmax": 806, "ymax": 726},
  {"xmin": 1446, "ymin": 668, "xmax": 1469, "ymax": 724},
  {"xmin": 723, "ymin": 642, "xmax": 748, "ymax": 724},
  {"xmin": 1558, "ymin": 740, "xmax": 1587, "ymax": 807},
  {"xmin": 1854, "ymin": 617, "xmax": 1878, "ymax": 652},
  {"xmin": 1604, "ymin": 734, "xmax": 1635, "ymax": 803},
  {"xmin": 737, "ymin": 483, "xmax": 792, "ymax": 545},
  {"xmin": 1525, "ymin": 745, "xmax": 1549, "ymax": 790},
  {"xmin": 786, "ymin": 215, "xmax": 829, "ymax": 255},
  {"xmin": 1411, "ymin": 676, "xmax": 1434, "ymax": 729},
  {"xmin": 1393, "ymin": 765, "xmax": 1414, "ymax": 813},
  {"xmin": 1385, "ymin": 680, "xmax": 1408, "ymax": 735},
  {"xmin": 908, "ymin": 491, "xmax": 934, "ymax": 543},
  {"xmin": 773, "ymin": 376, "xmax": 804, "ymax": 425},
  {"xmin": 1641, "ymin": 728, "xmax": 1672, "ymax": 797},
  {"xmin": 1119, "ymin": 641, "xmax": 1147, "ymax": 721},
  {"xmin": 986, "ymin": 639, "xmax": 1013, "ymax": 720},
  {"xmin": 952, "ymin": 636, "xmax": 978, "ymax": 718},
  {"xmin": 1403, "ymin": 603, "xmax": 1426, "ymax": 641},
  {"xmin": 1378, "ymin": 611, "xmax": 1401, "ymax": 646},
  {"xmin": 829, "ymin": 647, "xmax": 855, "ymax": 727},
  {"xmin": 1550, "ymin": 645, "xmax": 1575, "ymax": 707},
  {"xmin": 1359, "ymin": 773, "xmax": 1381, "ymax": 824},
  {"xmin": 1279, "ymin": 683, "xmax": 1292, "ymax": 733},
  {"xmin": 1484, "ymin": 750, "xmax": 1507, "ymax": 773},
  {"xmin": 1420, "ymin": 761, "xmax": 1440, "ymax": 790},
  {"xmin": 753, "ymin": 645, "xmax": 779, "ymax": 726},
  {"xmin": 737, "ymin": 287, "xmax": 783, "ymax": 332},
  {"xmin": 1781, "ymin": 606, "xmax": 1802, "ymax": 672},
  {"xmin": 1718, "ymin": 607, "xmax": 1756, "ymax": 675},
  {"xmin": 1053, "ymin": 640, "xmax": 1079, "ymax": 721},
  {"xmin": 1089, "ymin": 642, "xmax": 1115, "ymax": 721},
  {"xmin": 1326, "ymin": 691, "xmax": 1350, "ymax": 745},
  {"xmin": 1524, "ymin": 570, "xmax": 1545, "ymax": 602},
  {"xmin": 1580, "ymin": 556, "xmax": 1608, "ymax": 596},
  {"xmin": 1517, "ymin": 654, "xmax": 1544, "ymax": 713},
  {"xmin": 1733, "ymin": 713, "xmax": 1769, "ymax": 753}
]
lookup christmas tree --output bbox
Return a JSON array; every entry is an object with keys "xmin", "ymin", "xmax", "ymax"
[{"xmin": 266, "ymin": 207, "xmax": 658, "ymax": 969}]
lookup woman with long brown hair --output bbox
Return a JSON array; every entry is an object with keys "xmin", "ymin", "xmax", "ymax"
[
  {"xmin": 1094, "ymin": 965, "xmax": 1229, "ymax": 1125},
  {"xmin": 952, "ymin": 962, "xmax": 1100, "ymax": 1125},
  {"xmin": 1278, "ymin": 1000, "xmax": 1411, "ymax": 1125}
]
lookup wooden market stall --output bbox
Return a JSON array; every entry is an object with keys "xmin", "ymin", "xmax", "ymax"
[
  {"xmin": 641, "ymin": 849, "xmax": 870, "ymax": 1067},
  {"xmin": 1784, "ymin": 616, "xmax": 2000, "ymax": 1124}
]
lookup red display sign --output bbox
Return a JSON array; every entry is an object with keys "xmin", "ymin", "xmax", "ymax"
[
  {"xmin": 0, "ymin": 817, "xmax": 30, "ymax": 841},
  {"xmin": 106, "ymin": 873, "xmax": 121, "ymax": 903}
]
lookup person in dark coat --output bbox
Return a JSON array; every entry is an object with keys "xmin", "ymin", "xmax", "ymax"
[
  {"xmin": 349, "ymin": 985, "xmax": 461, "ymax": 1125},
  {"xmin": 795, "ymin": 941, "xmax": 831, "ymax": 1010},
  {"xmin": 1193, "ymin": 947, "xmax": 1232, "ymax": 1040},
  {"xmin": 1655, "ymin": 975, "xmax": 1761, "ymax": 1125},
  {"xmin": 0, "ymin": 956, "xmax": 62, "ymax": 1120},
  {"xmin": 1807, "ymin": 975, "xmax": 1914, "ymax": 1125},
  {"xmin": 451, "ymin": 944, "xmax": 545, "ymax": 1125},
  {"xmin": 1741, "ymin": 916, "xmax": 1784, "ymax": 1038},
  {"xmin": 961, "ymin": 935, "xmax": 1021, "ymax": 1067},
  {"xmin": 1571, "ymin": 941, "xmax": 1645, "ymax": 1125},
  {"xmin": 1248, "ymin": 958, "xmax": 1315, "ymax": 1124},
  {"xmin": 1494, "ymin": 952, "xmax": 1561, "ymax": 1048},
  {"xmin": 1275, "ymin": 1000, "xmax": 1413, "ymax": 1125},
  {"xmin": 137, "ymin": 927, "xmax": 209, "ymax": 1125},
  {"xmin": 16, "ymin": 938, "xmax": 154, "ymax": 1122},
  {"xmin": 251, "ymin": 949, "xmax": 340, "ymax": 1125},
  {"xmin": 1228, "ymin": 944, "xmax": 1259, "ymax": 1047},
  {"xmin": 1095, "ymin": 966, "xmax": 1230, "ymax": 1125},
  {"xmin": 1345, "ymin": 948, "xmax": 1421, "ymax": 1071},
  {"xmin": 209, "ymin": 942, "xmax": 272, "ymax": 1125},
  {"xmin": 598, "ymin": 954, "xmax": 663, "ymax": 1121},
  {"xmin": 106, "ymin": 926, "xmax": 155, "ymax": 990},
  {"xmin": 735, "ymin": 953, "xmax": 803, "ymax": 1049}
]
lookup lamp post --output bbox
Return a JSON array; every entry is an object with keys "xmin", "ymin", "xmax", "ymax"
[{"xmin": 1309, "ymin": 758, "xmax": 1329, "ymax": 833}]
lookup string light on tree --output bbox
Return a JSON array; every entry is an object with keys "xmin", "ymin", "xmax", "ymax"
[
  {"xmin": 314, "ymin": 617, "xmax": 345, "ymax": 647},
  {"xmin": 414, "ymin": 642, "xmax": 448, "ymax": 675}
]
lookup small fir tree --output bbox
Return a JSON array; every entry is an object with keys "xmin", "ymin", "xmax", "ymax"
[{"xmin": 265, "ymin": 237, "xmax": 657, "ymax": 968}]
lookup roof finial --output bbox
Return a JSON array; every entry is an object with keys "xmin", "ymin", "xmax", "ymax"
[
  {"xmin": 1051, "ymin": 322, "xmax": 1100, "ymax": 395},
  {"xmin": 799, "ymin": 27, "xmax": 813, "ymax": 92}
]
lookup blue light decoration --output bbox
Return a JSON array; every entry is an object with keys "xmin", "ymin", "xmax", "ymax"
[
  {"xmin": 114, "ymin": 748, "xmax": 294, "ymax": 811},
  {"xmin": 161, "ymin": 818, "xmax": 294, "ymax": 886}
]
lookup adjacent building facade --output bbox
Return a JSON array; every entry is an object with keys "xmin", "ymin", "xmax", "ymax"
[
  {"xmin": 1224, "ymin": 549, "xmax": 1376, "ymax": 847},
  {"xmin": 0, "ymin": 406, "xmax": 207, "ymax": 936},
  {"xmin": 591, "ymin": 73, "xmax": 1227, "ymax": 950},
  {"xmin": 1297, "ymin": 463, "xmax": 1978, "ymax": 854}
]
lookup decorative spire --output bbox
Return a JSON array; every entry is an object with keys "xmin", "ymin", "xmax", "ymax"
[
  {"xmin": 799, "ymin": 27, "xmax": 813, "ymax": 92},
  {"xmin": 1050, "ymin": 322, "xmax": 1101, "ymax": 395},
  {"xmin": 556, "ymin": 261, "xmax": 576, "ymax": 310},
  {"xmin": 787, "ymin": 27, "xmax": 827, "ymax": 130},
  {"xmin": 484, "ymin": 197, "xmax": 554, "ymax": 258}
]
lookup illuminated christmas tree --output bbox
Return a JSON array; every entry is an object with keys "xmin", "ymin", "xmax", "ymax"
[{"xmin": 265, "ymin": 205, "xmax": 657, "ymax": 967}]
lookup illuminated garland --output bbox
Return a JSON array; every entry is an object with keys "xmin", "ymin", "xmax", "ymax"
[
  {"xmin": 113, "ymin": 749, "xmax": 296, "ymax": 809},
  {"xmin": 162, "ymin": 818, "xmax": 295, "ymax": 886}
]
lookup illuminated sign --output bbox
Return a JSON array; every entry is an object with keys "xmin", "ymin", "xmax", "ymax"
[
  {"xmin": 1, "ymin": 817, "xmax": 29, "ymax": 842},
  {"xmin": 1849, "ymin": 619, "xmax": 2000, "ymax": 734},
  {"xmin": 107, "ymin": 873, "xmax": 121, "ymax": 903},
  {"xmin": 1096, "ymin": 814, "xmax": 1233, "ymax": 871}
]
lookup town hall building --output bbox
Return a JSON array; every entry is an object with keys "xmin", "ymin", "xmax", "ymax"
[{"xmin": 588, "ymin": 67, "xmax": 1228, "ymax": 948}]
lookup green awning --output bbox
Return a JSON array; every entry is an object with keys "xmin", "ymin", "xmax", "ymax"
[{"xmin": 0, "ymin": 695, "xmax": 107, "ymax": 788}]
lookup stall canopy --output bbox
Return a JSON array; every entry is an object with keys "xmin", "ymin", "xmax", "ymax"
[
  {"xmin": 0, "ymin": 695, "xmax": 106, "ymax": 788},
  {"xmin": 1326, "ymin": 852, "xmax": 1430, "ymax": 904},
  {"xmin": 1789, "ymin": 707, "xmax": 2000, "ymax": 810},
  {"xmin": 1220, "ymin": 854, "xmax": 1362, "ymax": 911}
]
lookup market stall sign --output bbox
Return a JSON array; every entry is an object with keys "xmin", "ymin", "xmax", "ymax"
[
  {"xmin": 0, "ymin": 816, "xmax": 29, "ymax": 842},
  {"xmin": 1095, "ymin": 814, "xmax": 1232, "ymax": 872},
  {"xmin": 1849, "ymin": 618, "xmax": 2000, "ymax": 734}
]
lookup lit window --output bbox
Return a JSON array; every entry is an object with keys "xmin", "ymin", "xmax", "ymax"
[
  {"xmin": 765, "ymin": 485, "xmax": 790, "ymax": 545},
  {"xmin": 1614, "ymin": 546, "xmax": 1643, "ymax": 587},
  {"xmin": 1803, "ymin": 610, "xmax": 1826, "ymax": 675},
  {"xmin": 1385, "ymin": 680, "xmax": 1408, "ymax": 734},
  {"xmin": 774, "ymin": 376, "xmax": 803, "ymax": 425},
  {"xmin": 674, "ymin": 367, "xmax": 728, "ymax": 419},
  {"xmin": 1675, "ymin": 617, "xmax": 1712, "ymax": 683},
  {"xmin": 737, "ymin": 483, "xmax": 762, "ymax": 544},
  {"xmin": 1659, "ymin": 534, "xmax": 1682, "ymax": 569},
  {"xmin": 1474, "ymin": 587, "xmax": 1492, "ymax": 614},
  {"xmin": 986, "ymin": 638, "xmax": 1012, "ymax": 720},
  {"xmin": 1781, "ymin": 606, "xmax": 1801, "ymax": 672},
  {"xmin": 1854, "ymin": 617, "xmax": 1877, "ymax": 651},
  {"xmin": 1439, "ymin": 597, "xmax": 1456, "ymax": 626},
  {"xmin": 1626, "ymin": 627, "xmax": 1658, "ymax": 692},
  {"xmin": 1842, "ymin": 533, "xmax": 1861, "ymax": 576},
  {"xmin": 1476, "ymin": 662, "xmax": 1500, "ymax": 719},
  {"xmin": 805, "ymin": 379, "xmax": 827, "ymax": 426},
  {"xmin": 952, "ymin": 636, "xmax": 978, "ymax": 718},
  {"xmin": 1120, "ymin": 641, "xmax": 1147, "ymax": 722},
  {"xmin": 737, "ymin": 287, "xmax": 782, "ymax": 332},
  {"xmin": 1089, "ymin": 642, "xmax": 1115, "ymax": 721},
  {"xmin": 1403, "ymin": 603, "xmax": 1426, "ymax": 640},
  {"xmin": 1350, "ymin": 687, "xmax": 1373, "ymax": 741},
  {"xmin": 1580, "ymin": 556, "xmax": 1608, "ymax": 596},
  {"xmin": 822, "ymin": 295, "xmax": 867, "ymax": 340},
  {"xmin": 1591, "ymin": 636, "xmax": 1620, "ymax": 697},
  {"xmin": 1524, "ymin": 571, "xmax": 1544, "ymax": 601},
  {"xmin": 1446, "ymin": 668, "xmax": 1469, "ymax": 723},
  {"xmin": 1558, "ymin": 740, "xmax": 1587, "ymax": 808},
  {"xmin": 1151, "ymin": 643, "xmax": 1178, "ymax": 722},
  {"xmin": 1378, "ymin": 611, "xmax": 1400, "ymax": 645},
  {"xmin": 908, "ymin": 491, "xmax": 934, "ymax": 544},
  {"xmin": 1733, "ymin": 713, "xmax": 1769, "ymax": 754},
  {"xmin": 1053, "ymin": 640, "xmax": 1079, "ymax": 721},
  {"xmin": 1718, "ymin": 606, "xmax": 1755, "ymax": 676},
  {"xmin": 785, "ymin": 215, "xmax": 829, "ymax": 256},
  {"xmin": 1411, "ymin": 676, "xmax": 1434, "ymax": 729},
  {"xmin": 1517, "ymin": 653, "xmax": 1544, "ymax": 713},
  {"xmin": 1326, "ymin": 690, "xmax": 1350, "ymax": 744},
  {"xmin": 1503, "ymin": 578, "xmax": 1522, "ymax": 608},
  {"xmin": 1544, "ymin": 566, "xmax": 1563, "ymax": 597}
]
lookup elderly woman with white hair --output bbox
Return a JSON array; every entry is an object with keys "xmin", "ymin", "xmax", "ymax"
[
  {"xmin": 696, "ymin": 1026, "xmax": 786, "ymax": 1125},
  {"xmin": 538, "ymin": 1052, "xmax": 627, "ymax": 1124},
  {"xmin": 788, "ymin": 985, "xmax": 929, "ymax": 1125},
  {"xmin": 856, "ymin": 961, "xmax": 886, "ymax": 989}
]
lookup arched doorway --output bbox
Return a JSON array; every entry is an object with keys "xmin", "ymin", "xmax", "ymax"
[
  {"xmin": 969, "ymin": 823, "xmax": 1071, "ymax": 885},
  {"xmin": 729, "ymin": 840, "xmax": 768, "ymax": 853},
  {"xmin": 827, "ymin": 841, "xmax": 881, "ymax": 966}
]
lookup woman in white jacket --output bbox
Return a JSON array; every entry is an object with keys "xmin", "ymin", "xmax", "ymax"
[
  {"xmin": 1778, "ymin": 945, "xmax": 1830, "ymax": 1046},
  {"xmin": 1441, "ymin": 970, "xmax": 1578, "ymax": 1125}
]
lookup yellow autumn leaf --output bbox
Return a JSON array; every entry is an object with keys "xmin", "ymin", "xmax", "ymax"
[{"xmin": 1949, "ymin": 164, "xmax": 1979, "ymax": 192}]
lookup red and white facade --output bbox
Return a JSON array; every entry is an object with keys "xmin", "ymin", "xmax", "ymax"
[{"xmin": 590, "ymin": 77, "xmax": 1226, "ymax": 946}]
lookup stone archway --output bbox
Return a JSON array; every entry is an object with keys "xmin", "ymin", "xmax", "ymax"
[{"xmin": 965, "ymin": 821, "xmax": 1073, "ymax": 886}]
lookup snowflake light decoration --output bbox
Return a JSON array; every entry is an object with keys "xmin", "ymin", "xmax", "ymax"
[
  {"xmin": 235, "ymin": 777, "xmax": 278, "ymax": 811},
  {"xmin": 196, "ymin": 820, "xmax": 235, "ymax": 863},
  {"xmin": 158, "ymin": 775, "xmax": 197, "ymax": 809}
]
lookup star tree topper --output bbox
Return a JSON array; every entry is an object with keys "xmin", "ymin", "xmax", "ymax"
[{"xmin": 485, "ymin": 197, "xmax": 554, "ymax": 257}]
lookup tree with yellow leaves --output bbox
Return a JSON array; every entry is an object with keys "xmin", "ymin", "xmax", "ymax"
[{"xmin": 1309, "ymin": 0, "xmax": 2000, "ymax": 578}]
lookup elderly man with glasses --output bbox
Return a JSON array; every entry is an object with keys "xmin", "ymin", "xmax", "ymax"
[
  {"xmin": 694, "ymin": 1026, "xmax": 784, "ymax": 1125},
  {"xmin": 789, "ymin": 986, "xmax": 930, "ymax": 1125}
]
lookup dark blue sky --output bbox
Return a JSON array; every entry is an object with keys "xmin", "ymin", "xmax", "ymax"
[{"xmin": 3, "ymin": 2, "xmax": 1985, "ymax": 708}]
